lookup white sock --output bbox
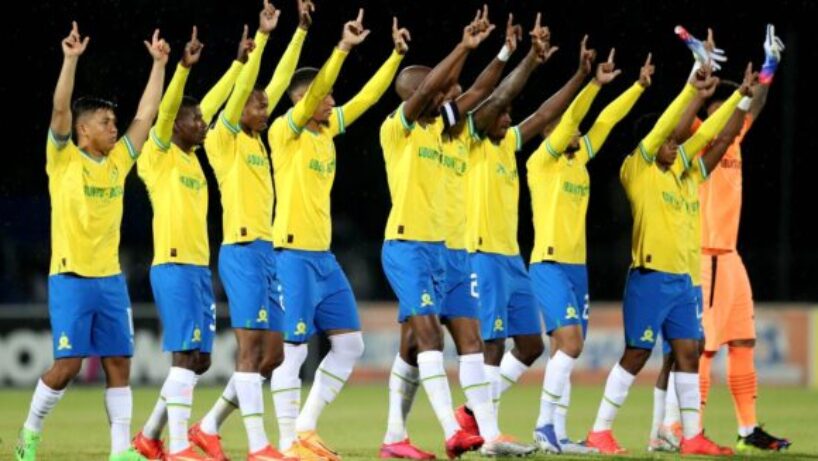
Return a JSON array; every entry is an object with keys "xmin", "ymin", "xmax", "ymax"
[
  {"xmin": 498, "ymin": 351, "xmax": 528, "ymax": 396},
  {"xmin": 650, "ymin": 387, "xmax": 667, "ymax": 440},
  {"xmin": 459, "ymin": 354, "xmax": 499, "ymax": 441},
  {"xmin": 673, "ymin": 372, "xmax": 702, "ymax": 439},
  {"xmin": 143, "ymin": 378, "xmax": 171, "ymax": 440},
  {"xmin": 166, "ymin": 367, "xmax": 196, "ymax": 454},
  {"xmin": 384, "ymin": 355, "xmax": 419, "ymax": 444},
  {"xmin": 592, "ymin": 363, "xmax": 635, "ymax": 432},
  {"xmin": 484, "ymin": 365, "xmax": 501, "ymax": 414},
  {"xmin": 536, "ymin": 350, "xmax": 575, "ymax": 428},
  {"xmin": 417, "ymin": 350, "xmax": 459, "ymax": 439},
  {"xmin": 296, "ymin": 332, "xmax": 364, "ymax": 433},
  {"xmin": 272, "ymin": 343, "xmax": 308, "ymax": 450},
  {"xmin": 555, "ymin": 379, "xmax": 571, "ymax": 441},
  {"xmin": 105, "ymin": 387, "xmax": 133, "ymax": 455},
  {"xmin": 234, "ymin": 372, "xmax": 268, "ymax": 452},
  {"xmin": 739, "ymin": 426, "xmax": 756, "ymax": 437},
  {"xmin": 23, "ymin": 379, "xmax": 65, "ymax": 433},
  {"xmin": 201, "ymin": 376, "xmax": 238, "ymax": 435},
  {"xmin": 664, "ymin": 372, "xmax": 681, "ymax": 426}
]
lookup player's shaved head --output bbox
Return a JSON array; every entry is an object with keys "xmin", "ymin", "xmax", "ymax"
[
  {"xmin": 288, "ymin": 67, "xmax": 320, "ymax": 101},
  {"xmin": 395, "ymin": 65, "xmax": 431, "ymax": 101}
]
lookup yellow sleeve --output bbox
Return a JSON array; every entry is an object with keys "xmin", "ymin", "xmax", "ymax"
[
  {"xmin": 151, "ymin": 63, "xmax": 190, "ymax": 151},
  {"xmin": 110, "ymin": 135, "xmax": 140, "ymax": 174},
  {"xmin": 201, "ymin": 60, "xmax": 243, "ymax": 126},
  {"xmin": 639, "ymin": 83, "xmax": 697, "ymax": 159},
  {"xmin": 46, "ymin": 130, "xmax": 73, "ymax": 176},
  {"xmin": 265, "ymin": 27, "xmax": 307, "ymax": 116},
  {"xmin": 584, "ymin": 82, "xmax": 645, "ymax": 160},
  {"xmin": 223, "ymin": 30, "xmax": 270, "ymax": 130},
  {"xmin": 331, "ymin": 50, "xmax": 404, "ymax": 135},
  {"xmin": 678, "ymin": 90, "xmax": 742, "ymax": 168},
  {"xmin": 288, "ymin": 47, "xmax": 349, "ymax": 133},
  {"xmin": 543, "ymin": 81, "xmax": 601, "ymax": 157}
]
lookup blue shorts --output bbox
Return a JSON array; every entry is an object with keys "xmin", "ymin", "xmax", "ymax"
[
  {"xmin": 277, "ymin": 249, "xmax": 360, "ymax": 343},
  {"xmin": 382, "ymin": 240, "xmax": 446, "ymax": 323},
  {"xmin": 470, "ymin": 252, "xmax": 541, "ymax": 340},
  {"xmin": 150, "ymin": 264, "xmax": 216, "ymax": 353},
  {"xmin": 219, "ymin": 240, "xmax": 283, "ymax": 331},
  {"xmin": 441, "ymin": 249, "xmax": 479, "ymax": 320},
  {"xmin": 530, "ymin": 262, "xmax": 589, "ymax": 336},
  {"xmin": 48, "ymin": 273, "xmax": 133, "ymax": 358},
  {"xmin": 623, "ymin": 269, "xmax": 699, "ymax": 350},
  {"xmin": 662, "ymin": 285, "xmax": 704, "ymax": 354}
]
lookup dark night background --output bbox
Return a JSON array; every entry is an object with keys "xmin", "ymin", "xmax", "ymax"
[{"xmin": 3, "ymin": 0, "xmax": 816, "ymax": 305}]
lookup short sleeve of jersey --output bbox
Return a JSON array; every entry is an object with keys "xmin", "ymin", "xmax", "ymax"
[
  {"xmin": 46, "ymin": 130, "xmax": 73, "ymax": 176},
  {"xmin": 108, "ymin": 135, "xmax": 139, "ymax": 174}
]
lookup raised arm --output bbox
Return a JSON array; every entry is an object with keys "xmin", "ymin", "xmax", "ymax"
[
  {"xmin": 517, "ymin": 35, "xmax": 596, "ymax": 144},
  {"xmin": 289, "ymin": 8, "xmax": 369, "ymax": 130},
  {"xmin": 680, "ymin": 63, "xmax": 755, "ymax": 162},
  {"xmin": 200, "ymin": 25, "xmax": 253, "ymax": 125},
  {"xmin": 336, "ymin": 17, "xmax": 408, "ymax": 129},
  {"xmin": 124, "ymin": 29, "xmax": 170, "ymax": 153},
  {"xmin": 750, "ymin": 24, "xmax": 784, "ymax": 120},
  {"xmin": 583, "ymin": 53, "xmax": 652, "ymax": 156},
  {"xmin": 471, "ymin": 13, "xmax": 557, "ymax": 134},
  {"xmin": 264, "ymin": 0, "xmax": 313, "ymax": 116},
  {"xmin": 153, "ymin": 27, "xmax": 202, "ymax": 149},
  {"xmin": 51, "ymin": 21, "xmax": 90, "ymax": 137},
  {"xmin": 402, "ymin": 14, "xmax": 494, "ymax": 123},
  {"xmin": 223, "ymin": 0, "xmax": 280, "ymax": 128},
  {"xmin": 543, "ymin": 48, "xmax": 621, "ymax": 154},
  {"xmin": 454, "ymin": 13, "xmax": 520, "ymax": 115}
]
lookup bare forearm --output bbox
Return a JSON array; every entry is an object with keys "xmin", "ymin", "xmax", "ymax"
[
  {"xmin": 456, "ymin": 57, "xmax": 506, "ymax": 113},
  {"xmin": 404, "ymin": 43, "xmax": 470, "ymax": 121},
  {"xmin": 51, "ymin": 56, "xmax": 79, "ymax": 133},
  {"xmin": 518, "ymin": 68, "xmax": 586, "ymax": 143},
  {"xmin": 701, "ymin": 109, "xmax": 745, "ymax": 172},
  {"xmin": 472, "ymin": 50, "xmax": 538, "ymax": 132},
  {"xmin": 749, "ymin": 83, "xmax": 769, "ymax": 119}
]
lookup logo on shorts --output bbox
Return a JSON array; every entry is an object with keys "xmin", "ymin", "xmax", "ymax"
[
  {"xmin": 493, "ymin": 317, "xmax": 504, "ymax": 332},
  {"xmin": 192, "ymin": 328, "xmax": 202, "ymax": 343},
  {"xmin": 421, "ymin": 292, "xmax": 434, "ymax": 307},
  {"xmin": 256, "ymin": 307, "xmax": 268, "ymax": 324},
  {"xmin": 640, "ymin": 326, "xmax": 655, "ymax": 343},
  {"xmin": 57, "ymin": 332, "xmax": 72, "ymax": 351},
  {"xmin": 295, "ymin": 320, "xmax": 307, "ymax": 336},
  {"xmin": 565, "ymin": 306, "xmax": 579, "ymax": 320}
]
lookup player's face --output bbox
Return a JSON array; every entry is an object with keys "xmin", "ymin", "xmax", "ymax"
[
  {"xmin": 78, "ymin": 109, "xmax": 118, "ymax": 155},
  {"xmin": 241, "ymin": 91, "xmax": 269, "ymax": 133},
  {"xmin": 175, "ymin": 105, "xmax": 207, "ymax": 147},
  {"xmin": 312, "ymin": 92, "xmax": 335, "ymax": 124},
  {"xmin": 656, "ymin": 138, "xmax": 679, "ymax": 167},
  {"xmin": 488, "ymin": 108, "xmax": 512, "ymax": 140}
]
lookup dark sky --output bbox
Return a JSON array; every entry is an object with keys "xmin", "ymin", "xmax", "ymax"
[{"xmin": 3, "ymin": 0, "xmax": 816, "ymax": 303}]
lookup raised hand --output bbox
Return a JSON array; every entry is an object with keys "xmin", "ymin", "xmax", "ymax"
[
  {"xmin": 62, "ymin": 21, "xmax": 90, "ymax": 58},
  {"xmin": 530, "ymin": 13, "xmax": 558, "ymax": 63},
  {"xmin": 594, "ymin": 48, "xmax": 621, "ymax": 84},
  {"xmin": 339, "ymin": 9, "xmax": 370, "ymax": 51},
  {"xmin": 691, "ymin": 62, "xmax": 719, "ymax": 93},
  {"xmin": 181, "ymin": 26, "xmax": 204, "ymax": 68},
  {"xmin": 760, "ymin": 24, "xmax": 785, "ymax": 84},
  {"xmin": 505, "ymin": 13, "xmax": 522, "ymax": 53},
  {"xmin": 298, "ymin": 0, "xmax": 315, "ymax": 29},
  {"xmin": 461, "ymin": 4, "xmax": 496, "ymax": 50},
  {"xmin": 638, "ymin": 53, "xmax": 655, "ymax": 88},
  {"xmin": 144, "ymin": 29, "xmax": 171, "ymax": 64},
  {"xmin": 675, "ymin": 25, "xmax": 727, "ymax": 71},
  {"xmin": 740, "ymin": 62, "xmax": 758, "ymax": 97},
  {"xmin": 259, "ymin": 0, "xmax": 281, "ymax": 34},
  {"xmin": 578, "ymin": 34, "xmax": 596, "ymax": 74},
  {"xmin": 236, "ymin": 25, "xmax": 255, "ymax": 63},
  {"xmin": 392, "ymin": 17, "xmax": 411, "ymax": 55}
]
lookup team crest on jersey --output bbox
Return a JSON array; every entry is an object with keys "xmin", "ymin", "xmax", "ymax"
[
  {"xmin": 493, "ymin": 317, "xmax": 504, "ymax": 332},
  {"xmin": 565, "ymin": 306, "xmax": 579, "ymax": 320},
  {"xmin": 295, "ymin": 320, "xmax": 308, "ymax": 335},
  {"xmin": 420, "ymin": 292, "xmax": 434, "ymax": 307},
  {"xmin": 256, "ymin": 307, "xmax": 268, "ymax": 323},
  {"xmin": 192, "ymin": 327, "xmax": 202, "ymax": 343},
  {"xmin": 109, "ymin": 165, "xmax": 119, "ymax": 182},
  {"xmin": 57, "ymin": 332, "xmax": 72, "ymax": 351},
  {"xmin": 640, "ymin": 326, "xmax": 655, "ymax": 343}
]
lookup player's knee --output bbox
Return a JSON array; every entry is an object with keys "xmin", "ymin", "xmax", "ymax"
[
  {"xmin": 560, "ymin": 339, "xmax": 583, "ymax": 358},
  {"xmin": 515, "ymin": 338, "xmax": 544, "ymax": 365},
  {"xmin": 330, "ymin": 332, "xmax": 365, "ymax": 360},
  {"xmin": 454, "ymin": 335, "xmax": 483, "ymax": 356},
  {"xmin": 195, "ymin": 354, "xmax": 212, "ymax": 375},
  {"xmin": 47, "ymin": 359, "xmax": 83, "ymax": 387},
  {"xmin": 259, "ymin": 350, "xmax": 284, "ymax": 378},
  {"xmin": 728, "ymin": 339, "xmax": 755, "ymax": 348},
  {"xmin": 620, "ymin": 347, "xmax": 651, "ymax": 374},
  {"xmin": 414, "ymin": 328, "xmax": 444, "ymax": 352}
]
